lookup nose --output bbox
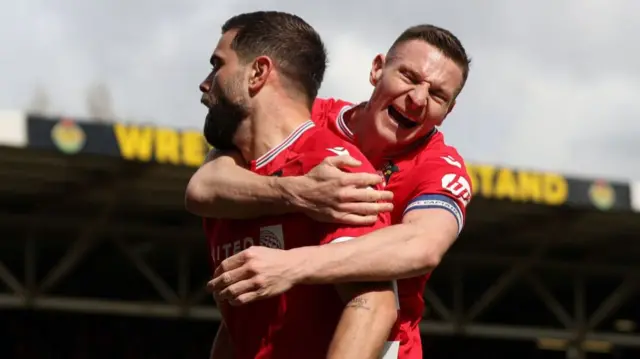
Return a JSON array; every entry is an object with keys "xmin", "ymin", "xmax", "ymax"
[
  {"xmin": 200, "ymin": 73, "xmax": 213, "ymax": 93},
  {"xmin": 407, "ymin": 83, "xmax": 428, "ymax": 110}
]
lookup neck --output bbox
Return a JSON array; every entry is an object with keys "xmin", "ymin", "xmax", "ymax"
[
  {"xmin": 344, "ymin": 103, "xmax": 386, "ymax": 168},
  {"xmin": 234, "ymin": 98, "xmax": 311, "ymax": 163}
]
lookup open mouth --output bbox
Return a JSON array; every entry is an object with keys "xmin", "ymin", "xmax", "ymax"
[{"xmin": 387, "ymin": 106, "xmax": 417, "ymax": 129}]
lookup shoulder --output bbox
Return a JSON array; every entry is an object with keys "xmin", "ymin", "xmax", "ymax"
[
  {"xmin": 311, "ymin": 97, "xmax": 354, "ymax": 125},
  {"xmin": 412, "ymin": 131, "xmax": 468, "ymax": 173},
  {"xmin": 295, "ymin": 128, "xmax": 376, "ymax": 174},
  {"xmin": 401, "ymin": 131, "xmax": 472, "ymax": 203}
]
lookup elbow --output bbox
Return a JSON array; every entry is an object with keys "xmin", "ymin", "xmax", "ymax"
[
  {"xmin": 184, "ymin": 177, "xmax": 219, "ymax": 217},
  {"xmin": 408, "ymin": 248, "xmax": 442, "ymax": 276},
  {"xmin": 417, "ymin": 250, "xmax": 442, "ymax": 273},
  {"xmin": 405, "ymin": 232, "xmax": 444, "ymax": 276}
]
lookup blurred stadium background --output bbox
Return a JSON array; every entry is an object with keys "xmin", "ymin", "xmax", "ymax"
[{"xmin": 1, "ymin": 112, "xmax": 639, "ymax": 359}]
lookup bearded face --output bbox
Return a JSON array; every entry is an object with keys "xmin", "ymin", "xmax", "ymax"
[{"xmin": 202, "ymin": 70, "xmax": 249, "ymax": 150}]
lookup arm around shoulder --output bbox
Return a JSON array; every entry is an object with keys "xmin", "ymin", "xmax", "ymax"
[
  {"xmin": 185, "ymin": 150, "xmax": 297, "ymax": 218},
  {"xmin": 293, "ymin": 206, "xmax": 460, "ymax": 284}
]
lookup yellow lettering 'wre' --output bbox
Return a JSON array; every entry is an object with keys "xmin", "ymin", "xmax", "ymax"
[
  {"xmin": 114, "ymin": 124, "xmax": 154, "ymax": 161},
  {"xmin": 154, "ymin": 128, "xmax": 180, "ymax": 164},
  {"xmin": 113, "ymin": 124, "xmax": 207, "ymax": 167},
  {"xmin": 468, "ymin": 165, "xmax": 568, "ymax": 206}
]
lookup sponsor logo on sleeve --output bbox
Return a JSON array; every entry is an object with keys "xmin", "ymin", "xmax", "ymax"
[{"xmin": 441, "ymin": 173, "xmax": 471, "ymax": 206}]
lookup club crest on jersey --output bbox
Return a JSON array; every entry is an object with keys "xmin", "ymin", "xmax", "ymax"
[
  {"xmin": 259, "ymin": 225, "xmax": 285, "ymax": 249},
  {"xmin": 381, "ymin": 161, "xmax": 399, "ymax": 183}
]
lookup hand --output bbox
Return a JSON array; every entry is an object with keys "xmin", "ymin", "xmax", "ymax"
[
  {"xmin": 286, "ymin": 155, "xmax": 393, "ymax": 225},
  {"xmin": 208, "ymin": 246, "xmax": 303, "ymax": 306}
]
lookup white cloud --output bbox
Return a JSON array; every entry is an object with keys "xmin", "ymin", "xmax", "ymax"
[
  {"xmin": 1, "ymin": 0, "xmax": 639, "ymax": 179},
  {"xmin": 320, "ymin": 33, "xmax": 377, "ymax": 104}
]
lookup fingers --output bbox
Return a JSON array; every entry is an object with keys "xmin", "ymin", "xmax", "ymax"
[
  {"xmin": 330, "ymin": 202, "xmax": 394, "ymax": 225},
  {"xmin": 209, "ymin": 266, "xmax": 251, "ymax": 293},
  {"xmin": 323, "ymin": 155, "xmax": 362, "ymax": 169},
  {"xmin": 336, "ymin": 214, "xmax": 380, "ymax": 226},
  {"xmin": 217, "ymin": 279, "xmax": 260, "ymax": 303},
  {"xmin": 339, "ymin": 201, "xmax": 394, "ymax": 216},
  {"xmin": 213, "ymin": 253, "xmax": 247, "ymax": 279},
  {"xmin": 338, "ymin": 172, "xmax": 385, "ymax": 188},
  {"xmin": 229, "ymin": 292, "xmax": 260, "ymax": 306},
  {"xmin": 338, "ymin": 186, "xmax": 394, "ymax": 203}
]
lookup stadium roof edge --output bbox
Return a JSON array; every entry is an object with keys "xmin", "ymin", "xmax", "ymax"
[{"xmin": 1, "ymin": 111, "xmax": 638, "ymax": 213}]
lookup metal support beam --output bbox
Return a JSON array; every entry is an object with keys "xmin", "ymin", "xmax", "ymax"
[
  {"xmin": 586, "ymin": 274, "xmax": 639, "ymax": 331},
  {"xmin": 423, "ymin": 287, "xmax": 451, "ymax": 321},
  {"xmin": 24, "ymin": 236, "xmax": 36, "ymax": 296},
  {"xmin": 0, "ymin": 293, "xmax": 220, "ymax": 321},
  {"xmin": 525, "ymin": 273, "xmax": 574, "ymax": 328},
  {"xmin": 0, "ymin": 260, "xmax": 24, "ymax": 294},
  {"xmin": 465, "ymin": 244, "xmax": 548, "ymax": 321},
  {"xmin": 451, "ymin": 262, "xmax": 464, "ymax": 331},
  {"xmin": 419, "ymin": 321, "xmax": 640, "ymax": 347},
  {"xmin": 114, "ymin": 237, "xmax": 180, "ymax": 304},
  {"xmin": 39, "ymin": 194, "xmax": 116, "ymax": 294},
  {"xmin": 178, "ymin": 246, "xmax": 190, "ymax": 301},
  {"xmin": 3, "ymin": 225, "xmax": 639, "ymax": 351}
]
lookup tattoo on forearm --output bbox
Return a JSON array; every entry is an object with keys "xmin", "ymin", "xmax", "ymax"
[{"xmin": 346, "ymin": 297, "xmax": 371, "ymax": 310}]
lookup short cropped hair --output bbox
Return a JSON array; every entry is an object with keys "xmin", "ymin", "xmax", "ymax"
[
  {"xmin": 222, "ymin": 11, "xmax": 327, "ymax": 107},
  {"xmin": 391, "ymin": 24, "xmax": 471, "ymax": 89}
]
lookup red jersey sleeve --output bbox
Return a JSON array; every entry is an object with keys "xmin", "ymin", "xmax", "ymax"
[
  {"xmin": 296, "ymin": 144, "xmax": 391, "ymax": 245},
  {"xmin": 403, "ymin": 153, "xmax": 472, "ymax": 235}
]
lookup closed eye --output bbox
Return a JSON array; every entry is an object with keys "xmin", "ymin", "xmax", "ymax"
[
  {"xmin": 400, "ymin": 69, "xmax": 421, "ymax": 85},
  {"xmin": 430, "ymin": 90, "xmax": 450, "ymax": 103}
]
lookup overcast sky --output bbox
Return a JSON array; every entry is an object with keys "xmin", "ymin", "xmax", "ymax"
[{"xmin": 3, "ymin": 0, "xmax": 639, "ymax": 180}]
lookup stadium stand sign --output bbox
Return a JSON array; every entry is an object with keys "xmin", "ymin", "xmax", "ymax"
[
  {"xmin": 26, "ymin": 115, "xmax": 210, "ymax": 167},
  {"xmin": 468, "ymin": 165, "xmax": 632, "ymax": 211},
  {"xmin": 20, "ymin": 115, "xmax": 636, "ymax": 212}
]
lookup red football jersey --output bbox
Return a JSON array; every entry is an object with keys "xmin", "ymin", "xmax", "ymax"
[
  {"xmin": 204, "ymin": 120, "xmax": 398, "ymax": 359},
  {"xmin": 312, "ymin": 98, "xmax": 473, "ymax": 359}
]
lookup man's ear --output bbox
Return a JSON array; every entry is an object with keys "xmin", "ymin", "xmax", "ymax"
[
  {"xmin": 369, "ymin": 54, "xmax": 385, "ymax": 86},
  {"xmin": 248, "ymin": 55, "xmax": 273, "ymax": 94}
]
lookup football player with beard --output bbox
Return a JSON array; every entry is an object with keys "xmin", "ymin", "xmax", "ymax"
[{"xmin": 198, "ymin": 11, "xmax": 399, "ymax": 359}]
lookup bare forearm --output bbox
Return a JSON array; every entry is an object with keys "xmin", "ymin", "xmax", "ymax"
[
  {"xmin": 296, "ymin": 224, "xmax": 440, "ymax": 284},
  {"xmin": 186, "ymin": 160, "xmax": 296, "ymax": 219},
  {"xmin": 328, "ymin": 283, "xmax": 397, "ymax": 359},
  {"xmin": 210, "ymin": 322, "xmax": 233, "ymax": 359}
]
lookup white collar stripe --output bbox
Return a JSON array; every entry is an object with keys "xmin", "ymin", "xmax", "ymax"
[
  {"xmin": 336, "ymin": 105, "xmax": 355, "ymax": 140},
  {"xmin": 255, "ymin": 121, "xmax": 315, "ymax": 169}
]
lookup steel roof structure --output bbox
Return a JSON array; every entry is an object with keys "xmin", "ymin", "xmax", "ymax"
[{"xmin": 1, "ymin": 112, "xmax": 639, "ymax": 358}]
